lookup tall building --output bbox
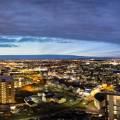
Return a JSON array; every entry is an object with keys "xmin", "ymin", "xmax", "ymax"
[{"xmin": 0, "ymin": 77, "xmax": 15, "ymax": 104}]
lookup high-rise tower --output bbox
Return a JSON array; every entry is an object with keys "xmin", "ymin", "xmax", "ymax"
[{"xmin": 0, "ymin": 77, "xmax": 15, "ymax": 104}]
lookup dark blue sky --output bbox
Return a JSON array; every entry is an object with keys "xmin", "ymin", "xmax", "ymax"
[{"xmin": 0, "ymin": 0, "xmax": 119, "ymax": 56}]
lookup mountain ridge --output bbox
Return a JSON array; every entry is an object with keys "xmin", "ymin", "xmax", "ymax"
[{"xmin": 0, "ymin": 54, "xmax": 118, "ymax": 60}]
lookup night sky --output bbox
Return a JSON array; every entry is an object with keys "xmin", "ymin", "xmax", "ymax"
[{"xmin": 0, "ymin": 0, "xmax": 119, "ymax": 56}]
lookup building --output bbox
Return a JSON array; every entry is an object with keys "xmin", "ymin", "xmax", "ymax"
[{"xmin": 0, "ymin": 76, "xmax": 15, "ymax": 104}]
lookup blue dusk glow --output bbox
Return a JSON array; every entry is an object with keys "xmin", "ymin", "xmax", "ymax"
[{"xmin": 0, "ymin": 35, "xmax": 119, "ymax": 57}]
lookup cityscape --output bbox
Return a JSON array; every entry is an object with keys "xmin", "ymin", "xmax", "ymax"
[
  {"xmin": 0, "ymin": 58, "xmax": 120, "ymax": 120},
  {"xmin": 0, "ymin": 0, "xmax": 120, "ymax": 120}
]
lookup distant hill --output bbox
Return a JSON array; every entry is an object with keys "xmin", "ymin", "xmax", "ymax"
[{"xmin": 0, "ymin": 55, "xmax": 118, "ymax": 60}]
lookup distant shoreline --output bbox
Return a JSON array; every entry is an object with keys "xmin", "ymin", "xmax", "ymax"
[{"xmin": 0, "ymin": 55, "xmax": 118, "ymax": 60}]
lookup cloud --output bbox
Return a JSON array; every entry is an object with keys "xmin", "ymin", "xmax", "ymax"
[
  {"xmin": 21, "ymin": 37, "xmax": 72, "ymax": 44},
  {"xmin": 0, "ymin": 35, "xmax": 72, "ymax": 44},
  {"xmin": 0, "ymin": 44, "xmax": 18, "ymax": 47},
  {"xmin": 0, "ymin": 0, "xmax": 119, "ymax": 44},
  {"xmin": 0, "ymin": 35, "xmax": 22, "ymax": 43}
]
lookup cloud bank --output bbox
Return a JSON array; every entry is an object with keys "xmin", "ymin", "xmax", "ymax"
[{"xmin": 0, "ymin": 0, "xmax": 119, "ymax": 44}]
